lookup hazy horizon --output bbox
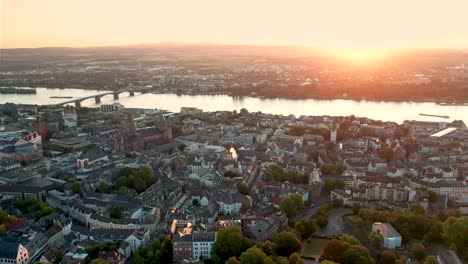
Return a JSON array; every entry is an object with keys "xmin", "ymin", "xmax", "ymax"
[{"xmin": 2, "ymin": 0, "xmax": 468, "ymax": 52}]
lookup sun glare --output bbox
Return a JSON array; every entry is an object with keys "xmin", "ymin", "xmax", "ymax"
[{"xmin": 327, "ymin": 48, "xmax": 392, "ymax": 64}]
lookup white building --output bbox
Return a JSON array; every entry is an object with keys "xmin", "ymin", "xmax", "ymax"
[
  {"xmin": 192, "ymin": 232, "xmax": 216, "ymax": 261},
  {"xmin": 101, "ymin": 103, "xmax": 124, "ymax": 112},
  {"xmin": 63, "ymin": 109, "xmax": 78, "ymax": 128},
  {"xmin": 372, "ymin": 222, "xmax": 402, "ymax": 249}
]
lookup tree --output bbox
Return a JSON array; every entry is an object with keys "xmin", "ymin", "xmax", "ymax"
[
  {"xmin": 289, "ymin": 252, "xmax": 305, "ymax": 264},
  {"xmin": 133, "ymin": 237, "xmax": 172, "ymax": 264},
  {"xmin": 320, "ymin": 239, "xmax": 345, "ymax": 263},
  {"xmin": 132, "ymin": 177, "xmax": 147, "ymax": 193},
  {"xmin": 90, "ymin": 257, "xmax": 110, "ymax": 264},
  {"xmin": 323, "ymin": 179, "xmax": 345, "ymax": 192},
  {"xmin": 110, "ymin": 206, "xmax": 123, "ymax": 219},
  {"xmin": 53, "ymin": 250, "xmax": 64, "ymax": 264},
  {"xmin": 98, "ymin": 181, "xmax": 109, "ymax": 193},
  {"xmin": 72, "ymin": 182, "xmax": 81, "ymax": 194},
  {"xmin": 140, "ymin": 165, "xmax": 155, "ymax": 186},
  {"xmin": 423, "ymin": 221, "xmax": 444, "ymax": 243},
  {"xmin": 279, "ymin": 193, "xmax": 304, "ymax": 218},
  {"xmin": 226, "ymin": 257, "xmax": 240, "ymax": 264},
  {"xmin": 212, "ymin": 226, "xmax": 253, "ymax": 262},
  {"xmin": 379, "ymin": 251, "xmax": 396, "ymax": 264},
  {"xmin": 294, "ymin": 218, "xmax": 316, "ymax": 239},
  {"xmin": 437, "ymin": 209, "xmax": 461, "ymax": 222},
  {"xmin": 342, "ymin": 245, "xmax": 374, "ymax": 264},
  {"xmin": 239, "ymin": 247, "xmax": 266, "ymax": 264},
  {"xmin": 427, "ymin": 190, "xmax": 437, "ymax": 203},
  {"xmin": 424, "ymin": 256, "xmax": 437, "ymax": 264},
  {"xmin": 408, "ymin": 203, "xmax": 426, "ymax": 215},
  {"xmin": 273, "ymin": 232, "xmax": 302, "ymax": 257},
  {"xmin": 316, "ymin": 214, "xmax": 328, "ymax": 228},
  {"xmin": 368, "ymin": 232, "xmax": 383, "ymax": 250},
  {"xmin": 237, "ymin": 182, "xmax": 250, "ymax": 195},
  {"xmin": 240, "ymin": 108, "xmax": 249, "ymax": 115},
  {"xmin": 442, "ymin": 216, "xmax": 468, "ymax": 253},
  {"xmin": 240, "ymin": 202, "xmax": 251, "ymax": 214},
  {"xmin": 378, "ymin": 144, "xmax": 394, "ymax": 163},
  {"xmin": 263, "ymin": 257, "xmax": 275, "ymax": 264},
  {"xmin": 412, "ymin": 243, "xmax": 426, "ymax": 261},
  {"xmin": 320, "ymin": 163, "xmax": 344, "ymax": 175}
]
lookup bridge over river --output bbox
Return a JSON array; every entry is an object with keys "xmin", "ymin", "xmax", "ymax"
[{"xmin": 52, "ymin": 88, "xmax": 152, "ymax": 107}]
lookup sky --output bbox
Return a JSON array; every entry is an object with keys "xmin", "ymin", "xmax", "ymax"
[{"xmin": 1, "ymin": 0, "xmax": 468, "ymax": 49}]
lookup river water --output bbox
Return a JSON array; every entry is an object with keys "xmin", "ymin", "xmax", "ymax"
[{"xmin": 1, "ymin": 87, "xmax": 466, "ymax": 124}]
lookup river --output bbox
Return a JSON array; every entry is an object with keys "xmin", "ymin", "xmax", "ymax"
[{"xmin": 0, "ymin": 87, "xmax": 467, "ymax": 124}]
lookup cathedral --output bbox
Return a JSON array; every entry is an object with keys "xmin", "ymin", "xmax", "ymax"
[{"xmin": 114, "ymin": 113, "xmax": 172, "ymax": 152}]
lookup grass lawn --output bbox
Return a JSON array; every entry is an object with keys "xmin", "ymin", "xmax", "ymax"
[{"xmin": 301, "ymin": 238, "xmax": 330, "ymax": 260}]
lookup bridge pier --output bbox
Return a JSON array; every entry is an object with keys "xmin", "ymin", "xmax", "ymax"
[
  {"xmin": 129, "ymin": 91, "xmax": 135, "ymax": 96},
  {"xmin": 95, "ymin": 96, "xmax": 101, "ymax": 103},
  {"xmin": 113, "ymin": 93, "xmax": 119, "ymax": 100},
  {"xmin": 75, "ymin": 101, "xmax": 81, "ymax": 107}
]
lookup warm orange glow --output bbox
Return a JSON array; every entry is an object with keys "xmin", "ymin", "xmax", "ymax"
[
  {"xmin": 326, "ymin": 48, "xmax": 393, "ymax": 64},
  {"xmin": 2, "ymin": 0, "xmax": 468, "ymax": 49}
]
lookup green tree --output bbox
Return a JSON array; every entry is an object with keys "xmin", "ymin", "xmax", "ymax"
[
  {"xmin": 263, "ymin": 256, "xmax": 275, "ymax": 264},
  {"xmin": 279, "ymin": 193, "xmax": 304, "ymax": 218},
  {"xmin": 378, "ymin": 144, "xmax": 394, "ymax": 163},
  {"xmin": 423, "ymin": 221, "xmax": 444, "ymax": 243},
  {"xmin": 408, "ymin": 203, "xmax": 426, "ymax": 215},
  {"xmin": 289, "ymin": 252, "xmax": 305, "ymax": 264},
  {"xmin": 437, "ymin": 209, "xmax": 461, "ymax": 222},
  {"xmin": 323, "ymin": 179, "xmax": 345, "ymax": 192},
  {"xmin": 412, "ymin": 243, "xmax": 427, "ymax": 261},
  {"xmin": 110, "ymin": 206, "xmax": 123, "ymax": 219},
  {"xmin": 273, "ymin": 232, "xmax": 302, "ymax": 257},
  {"xmin": 140, "ymin": 165, "xmax": 155, "ymax": 186},
  {"xmin": 368, "ymin": 232, "xmax": 383, "ymax": 250},
  {"xmin": 352, "ymin": 204, "xmax": 361, "ymax": 215},
  {"xmin": 133, "ymin": 237, "xmax": 172, "ymax": 264},
  {"xmin": 132, "ymin": 176, "xmax": 147, "ymax": 193},
  {"xmin": 342, "ymin": 244, "xmax": 374, "ymax": 264},
  {"xmin": 294, "ymin": 218, "xmax": 316, "ymax": 239},
  {"xmin": 321, "ymin": 239, "xmax": 345, "ymax": 263},
  {"xmin": 212, "ymin": 226, "xmax": 253, "ymax": 263},
  {"xmin": 442, "ymin": 216, "xmax": 468, "ymax": 253},
  {"xmin": 98, "ymin": 181, "xmax": 109, "ymax": 193},
  {"xmin": 226, "ymin": 257, "xmax": 240, "ymax": 264},
  {"xmin": 72, "ymin": 182, "xmax": 81, "ymax": 194},
  {"xmin": 320, "ymin": 163, "xmax": 344, "ymax": 175},
  {"xmin": 316, "ymin": 214, "xmax": 328, "ymax": 228},
  {"xmin": 237, "ymin": 182, "xmax": 250, "ymax": 195},
  {"xmin": 240, "ymin": 202, "xmax": 251, "ymax": 214},
  {"xmin": 239, "ymin": 247, "xmax": 266, "ymax": 264}
]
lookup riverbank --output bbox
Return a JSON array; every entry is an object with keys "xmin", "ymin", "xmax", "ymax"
[
  {"xmin": 0, "ymin": 87, "xmax": 37, "ymax": 94},
  {"xmin": 3, "ymin": 85, "xmax": 468, "ymax": 104}
]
